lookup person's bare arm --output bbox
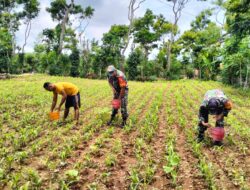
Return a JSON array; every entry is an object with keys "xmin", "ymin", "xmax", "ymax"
[
  {"xmin": 201, "ymin": 121, "xmax": 212, "ymax": 128},
  {"xmin": 57, "ymin": 90, "xmax": 67, "ymax": 111},
  {"xmin": 51, "ymin": 92, "xmax": 58, "ymax": 112}
]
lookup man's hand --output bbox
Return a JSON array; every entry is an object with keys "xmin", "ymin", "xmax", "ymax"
[
  {"xmin": 56, "ymin": 107, "xmax": 61, "ymax": 112},
  {"xmin": 201, "ymin": 121, "xmax": 212, "ymax": 128}
]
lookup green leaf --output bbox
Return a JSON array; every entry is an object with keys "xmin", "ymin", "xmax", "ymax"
[
  {"xmin": 163, "ymin": 166, "xmax": 174, "ymax": 174},
  {"xmin": 0, "ymin": 168, "xmax": 4, "ymax": 179},
  {"xmin": 65, "ymin": 169, "xmax": 78, "ymax": 178},
  {"xmin": 170, "ymin": 155, "xmax": 180, "ymax": 166}
]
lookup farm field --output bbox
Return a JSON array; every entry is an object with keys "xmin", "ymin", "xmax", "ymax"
[{"xmin": 0, "ymin": 75, "xmax": 250, "ymax": 190}]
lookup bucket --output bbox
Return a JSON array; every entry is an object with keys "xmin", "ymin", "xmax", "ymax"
[
  {"xmin": 210, "ymin": 127, "xmax": 225, "ymax": 141},
  {"xmin": 49, "ymin": 111, "xmax": 60, "ymax": 121},
  {"xmin": 112, "ymin": 99, "xmax": 121, "ymax": 109}
]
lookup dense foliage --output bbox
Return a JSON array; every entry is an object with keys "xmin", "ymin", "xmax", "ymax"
[{"xmin": 0, "ymin": 0, "xmax": 249, "ymax": 87}]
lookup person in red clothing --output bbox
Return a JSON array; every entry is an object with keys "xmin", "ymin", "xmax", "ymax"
[{"xmin": 106, "ymin": 65, "xmax": 129, "ymax": 128}]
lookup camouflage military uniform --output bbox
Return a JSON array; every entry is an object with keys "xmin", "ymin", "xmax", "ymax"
[
  {"xmin": 108, "ymin": 70, "xmax": 129, "ymax": 124},
  {"xmin": 197, "ymin": 89, "xmax": 231, "ymax": 142}
]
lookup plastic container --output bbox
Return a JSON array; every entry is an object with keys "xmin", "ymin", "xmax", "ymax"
[
  {"xmin": 210, "ymin": 127, "xmax": 225, "ymax": 141},
  {"xmin": 112, "ymin": 99, "xmax": 121, "ymax": 109},
  {"xmin": 49, "ymin": 111, "xmax": 60, "ymax": 121}
]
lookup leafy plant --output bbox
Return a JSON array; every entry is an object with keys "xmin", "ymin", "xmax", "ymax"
[
  {"xmin": 163, "ymin": 144, "xmax": 180, "ymax": 185},
  {"xmin": 104, "ymin": 154, "xmax": 117, "ymax": 167},
  {"xmin": 23, "ymin": 169, "xmax": 42, "ymax": 189},
  {"xmin": 129, "ymin": 169, "xmax": 141, "ymax": 190}
]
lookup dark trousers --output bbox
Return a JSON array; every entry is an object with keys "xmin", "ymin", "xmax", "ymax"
[{"xmin": 111, "ymin": 89, "xmax": 128, "ymax": 120}]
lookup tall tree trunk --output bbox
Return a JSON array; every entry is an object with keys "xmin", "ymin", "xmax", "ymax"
[
  {"xmin": 166, "ymin": 0, "xmax": 189, "ymax": 72},
  {"xmin": 244, "ymin": 65, "xmax": 249, "ymax": 89},
  {"xmin": 99, "ymin": 68, "xmax": 102, "ymax": 78},
  {"xmin": 167, "ymin": 38, "xmax": 173, "ymax": 72},
  {"xmin": 120, "ymin": 0, "xmax": 145, "ymax": 72},
  {"xmin": 20, "ymin": 20, "xmax": 32, "ymax": 73},
  {"xmin": 199, "ymin": 66, "xmax": 202, "ymax": 79},
  {"xmin": 12, "ymin": 36, "xmax": 16, "ymax": 57},
  {"xmin": 58, "ymin": 1, "xmax": 74, "ymax": 54},
  {"xmin": 22, "ymin": 20, "xmax": 32, "ymax": 54},
  {"xmin": 6, "ymin": 51, "xmax": 10, "ymax": 74},
  {"xmin": 239, "ymin": 62, "xmax": 242, "ymax": 87}
]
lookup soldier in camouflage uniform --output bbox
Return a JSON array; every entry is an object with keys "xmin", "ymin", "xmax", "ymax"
[
  {"xmin": 107, "ymin": 65, "xmax": 129, "ymax": 128},
  {"xmin": 197, "ymin": 89, "xmax": 232, "ymax": 145}
]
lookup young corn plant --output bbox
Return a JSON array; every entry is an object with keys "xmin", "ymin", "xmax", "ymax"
[
  {"xmin": 129, "ymin": 168, "xmax": 142, "ymax": 190},
  {"xmin": 99, "ymin": 171, "xmax": 111, "ymax": 184},
  {"xmin": 8, "ymin": 172, "xmax": 22, "ymax": 189},
  {"xmin": 87, "ymin": 182, "xmax": 99, "ymax": 190},
  {"xmin": 142, "ymin": 163, "xmax": 157, "ymax": 185},
  {"xmin": 104, "ymin": 153, "xmax": 117, "ymax": 168},
  {"xmin": 83, "ymin": 153, "xmax": 96, "ymax": 168},
  {"xmin": 59, "ymin": 169, "xmax": 80, "ymax": 189},
  {"xmin": 198, "ymin": 158, "xmax": 216, "ymax": 190},
  {"xmin": 22, "ymin": 169, "xmax": 42, "ymax": 189},
  {"xmin": 163, "ymin": 142, "xmax": 180, "ymax": 186}
]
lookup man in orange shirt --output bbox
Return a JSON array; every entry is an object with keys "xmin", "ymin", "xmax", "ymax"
[
  {"xmin": 107, "ymin": 65, "xmax": 129, "ymax": 128},
  {"xmin": 43, "ymin": 82, "xmax": 80, "ymax": 125}
]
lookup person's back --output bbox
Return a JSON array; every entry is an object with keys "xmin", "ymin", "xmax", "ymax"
[
  {"xmin": 197, "ymin": 89, "xmax": 232, "ymax": 146},
  {"xmin": 54, "ymin": 82, "xmax": 79, "ymax": 96},
  {"xmin": 203, "ymin": 89, "xmax": 227, "ymax": 102},
  {"xmin": 108, "ymin": 69, "xmax": 128, "ymax": 92},
  {"xmin": 43, "ymin": 82, "xmax": 80, "ymax": 125}
]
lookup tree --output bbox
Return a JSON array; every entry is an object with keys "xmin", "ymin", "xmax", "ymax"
[
  {"xmin": 19, "ymin": 0, "xmax": 40, "ymax": 73},
  {"xmin": 127, "ymin": 48, "xmax": 144, "ymax": 80},
  {"xmin": 225, "ymin": 0, "xmax": 250, "ymax": 38},
  {"xmin": 46, "ymin": 0, "xmax": 94, "ymax": 54},
  {"xmin": 132, "ymin": 9, "xmax": 159, "ymax": 58},
  {"xmin": 41, "ymin": 28, "xmax": 58, "ymax": 53},
  {"xmin": 0, "ymin": 0, "xmax": 40, "ymax": 73},
  {"xmin": 120, "ymin": 0, "xmax": 146, "ymax": 71},
  {"xmin": 190, "ymin": 9, "xmax": 212, "ymax": 31},
  {"xmin": 70, "ymin": 48, "xmax": 80, "ymax": 77},
  {"xmin": 157, "ymin": 47, "xmax": 168, "ymax": 71},
  {"xmin": 165, "ymin": 0, "xmax": 207, "ymax": 71},
  {"xmin": 165, "ymin": 0, "xmax": 189, "ymax": 72},
  {"xmin": 178, "ymin": 10, "xmax": 222, "ymax": 80},
  {"xmin": 102, "ymin": 25, "xmax": 129, "ymax": 68},
  {"xmin": 20, "ymin": 0, "xmax": 40, "ymax": 54},
  {"xmin": 0, "ymin": 28, "xmax": 12, "ymax": 73},
  {"xmin": 0, "ymin": 0, "xmax": 22, "ymax": 57},
  {"xmin": 220, "ymin": 0, "xmax": 250, "ymax": 88},
  {"xmin": 69, "ymin": 34, "xmax": 80, "ymax": 77},
  {"xmin": 222, "ymin": 36, "xmax": 250, "ymax": 87},
  {"xmin": 90, "ymin": 40, "xmax": 112, "ymax": 78},
  {"xmin": 25, "ymin": 53, "xmax": 38, "ymax": 72}
]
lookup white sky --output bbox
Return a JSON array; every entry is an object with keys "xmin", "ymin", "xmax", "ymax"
[{"xmin": 16, "ymin": 0, "xmax": 224, "ymax": 57}]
